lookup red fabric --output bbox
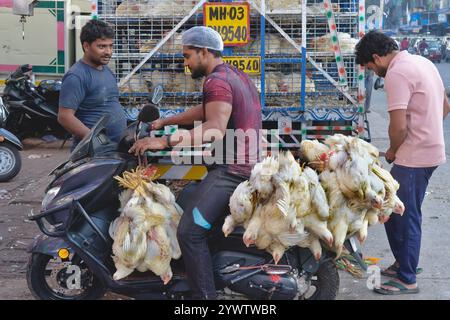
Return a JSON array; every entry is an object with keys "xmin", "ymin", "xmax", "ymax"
[
  {"xmin": 203, "ymin": 77, "xmax": 233, "ymax": 105},
  {"xmin": 400, "ymin": 39, "xmax": 409, "ymax": 50},
  {"xmin": 202, "ymin": 64, "xmax": 262, "ymax": 177}
]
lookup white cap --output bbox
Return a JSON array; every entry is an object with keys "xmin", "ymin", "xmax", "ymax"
[{"xmin": 181, "ymin": 26, "xmax": 224, "ymax": 51}]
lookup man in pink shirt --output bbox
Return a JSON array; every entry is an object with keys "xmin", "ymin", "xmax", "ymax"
[{"xmin": 355, "ymin": 31, "xmax": 449, "ymax": 295}]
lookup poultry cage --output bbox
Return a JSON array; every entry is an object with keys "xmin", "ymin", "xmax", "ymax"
[{"xmin": 94, "ymin": 0, "xmax": 369, "ymax": 150}]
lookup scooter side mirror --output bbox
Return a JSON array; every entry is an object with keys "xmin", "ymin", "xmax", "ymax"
[
  {"xmin": 21, "ymin": 64, "xmax": 32, "ymax": 73},
  {"xmin": 151, "ymin": 84, "xmax": 164, "ymax": 105},
  {"xmin": 133, "ymin": 84, "xmax": 164, "ymax": 142},
  {"xmin": 136, "ymin": 104, "xmax": 160, "ymax": 140},
  {"xmin": 138, "ymin": 104, "xmax": 160, "ymax": 123}
]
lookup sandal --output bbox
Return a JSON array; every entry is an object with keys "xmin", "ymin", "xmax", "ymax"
[
  {"xmin": 374, "ymin": 280, "xmax": 420, "ymax": 295},
  {"xmin": 381, "ymin": 263, "xmax": 423, "ymax": 277}
]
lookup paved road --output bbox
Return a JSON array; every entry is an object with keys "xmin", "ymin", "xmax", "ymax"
[
  {"xmin": 0, "ymin": 148, "xmax": 69, "ymax": 300},
  {"xmin": 0, "ymin": 62, "xmax": 449, "ymax": 300}
]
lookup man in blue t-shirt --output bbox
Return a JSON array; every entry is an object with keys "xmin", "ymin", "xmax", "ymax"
[{"xmin": 58, "ymin": 19, "xmax": 126, "ymax": 149}]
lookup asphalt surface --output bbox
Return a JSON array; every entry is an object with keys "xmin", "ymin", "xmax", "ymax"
[{"xmin": 0, "ymin": 62, "xmax": 449, "ymax": 300}]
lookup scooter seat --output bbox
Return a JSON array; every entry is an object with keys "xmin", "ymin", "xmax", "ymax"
[
  {"xmin": 121, "ymin": 271, "xmax": 160, "ymax": 281},
  {"xmin": 228, "ymin": 226, "xmax": 245, "ymax": 238}
]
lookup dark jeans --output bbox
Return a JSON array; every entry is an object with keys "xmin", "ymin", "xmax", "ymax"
[
  {"xmin": 364, "ymin": 70, "xmax": 374, "ymax": 111},
  {"xmin": 176, "ymin": 166, "xmax": 246, "ymax": 299},
  {"xmin": 385, "ymin": 164, "xmax": 437, "ymax": 284}
]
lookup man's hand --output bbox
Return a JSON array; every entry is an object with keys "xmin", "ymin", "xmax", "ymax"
[
  {"xmin": 129, "ymin": 136, "xmax": 168, "ymax": 156},
  {"xmin": 150, "ymin": 118, "xmax": 165, "ymax": 130},
  {"xmin": 58, "ymin": 107, "xmax": 90, "ymax": 140},
  {"xmin": 385, "ymin": 148, "xmax": 396, "ymax": 164}
]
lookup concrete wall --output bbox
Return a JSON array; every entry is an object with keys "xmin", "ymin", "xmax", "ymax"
[{"xmin": 0, "ymin": 0, "xmax": 92, "ymax": 85}]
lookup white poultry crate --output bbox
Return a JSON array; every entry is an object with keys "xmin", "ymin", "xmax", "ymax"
[{"xmin": 95, "ymin": 0, "xmax": 369, "ymax": 141}]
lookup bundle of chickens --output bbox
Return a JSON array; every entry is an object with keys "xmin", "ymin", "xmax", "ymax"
[
  {"xmin": 109, "ymin": 166, "xmax": 183, "ymax": 284},
  {"xmin": 223, "ymin": 135, "xmax": 405, "ymax": 263},
  {"xmin": 223, "ymin": 151, "xmax": 333, "ymax": 264},
  {"xmin": 300, "ymin": 134, "xmax": 405, "ymax": 256}
]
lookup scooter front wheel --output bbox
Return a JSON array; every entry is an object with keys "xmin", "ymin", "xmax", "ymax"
[
  {"xmin": 0, "ymin": 142, "xmax": 21, "ymax": 182},
  {"xmin": 26, "ymin": 252, "xmax": 106, "ymax": 300}
]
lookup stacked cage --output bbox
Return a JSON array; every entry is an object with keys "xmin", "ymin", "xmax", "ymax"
[
  {"xmin": 99, "ymin": 0, "xmax": 204, "ymax": 109},
  {"xmin": 96, "ymin": 0, "xmax": 366, "ymax": 140},
  {"xmin": 254, "ymin": 1, "xmax": 360, "ymax": 110}
]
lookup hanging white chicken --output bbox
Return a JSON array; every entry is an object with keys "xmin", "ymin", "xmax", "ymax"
[
  {"xmin": 110, "ymin": 166, "xmax": 182, "ymax": 284},
  {"xmin": 299, "ymin": 135, "xmax": 404, "ymax": 257}
]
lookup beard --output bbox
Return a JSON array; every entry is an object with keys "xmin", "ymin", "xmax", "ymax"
[
  {"xmin": 376, "ymin": 67, "xmax": 387, "ymax": 78},
  {"xmin": 89, "ymin": 54, "xmax": 111, "ymax": 66},
  {"xmin": 190, "ymin": 65, "xmax": 206, "ymax": 79},
  {"xmin": 98, "ymin": 56, "xmax": 111, "ymax": 65}
]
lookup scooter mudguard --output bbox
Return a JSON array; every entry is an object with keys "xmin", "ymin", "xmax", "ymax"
[
  {"xmin": 0, "ymin": 128, "xmax": 23, "ymax": 150},
  {"xmin": 27, "ymin": 234, "xmax": 72, "ymax": 258}
]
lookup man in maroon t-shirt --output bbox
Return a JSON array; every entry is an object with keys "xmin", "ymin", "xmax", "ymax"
[
  {"xmin": 400, "ymin": 37, "xmax": 409, "ymax": 51},
  {"xmin": 129, "ymin": 26, "xmax": 262, "ymax": 299}
]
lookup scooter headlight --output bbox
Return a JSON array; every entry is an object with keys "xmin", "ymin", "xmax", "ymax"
[{"xmin": 41, "ymin": 186, "xmax": 61, "ymax": 210}]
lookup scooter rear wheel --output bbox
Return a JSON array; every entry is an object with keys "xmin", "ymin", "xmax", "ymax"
[
  {"xmin": 302, "ymin": 259, "xmax": 340, "ymax": 300},
  {"xmin": 26, "ymin": 252, "xmax": 106, "ymax": 300}
]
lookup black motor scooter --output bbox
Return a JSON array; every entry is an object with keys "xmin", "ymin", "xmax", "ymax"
[
  {"xmin": 26, "ymin": 89, "xmax": 365, "ymax": 300},
  {"xmin": 1, "ymin": 64, "xmax": 67, "ymax": 140}
]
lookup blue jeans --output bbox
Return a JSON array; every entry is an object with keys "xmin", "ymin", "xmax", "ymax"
[{"xmin": 385, "ymin": 164, "xmax": 437, "ymax": 284}]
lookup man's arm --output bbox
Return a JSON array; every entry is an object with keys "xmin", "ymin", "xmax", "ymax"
[
  {"xmin": 150, "ymin": 103, "xmax": 204, "ymax": 130},
  {"xmin": 58, "ymin": 73, "xmax": 89, "ymax": 139},
  {"xmin": 166, "ymin": 101, "xmax": 232, "ymax": 147},
  {"xmin": 444, "ymin": 95, "xmax": 450, "ymax": 119},
  {"xmin": 129, "ymin": 101, "xmax": 232, "ymax": 155},
  {"xmin": 58, "ymin": 107, "xmax": 90, "ymax": 140},
  {"xmin": 386, "ymin": 109, "xmax": 407, "ymax": 161},
  {"xmin": 160, "ymin": 104, "xmax": 204, "ymax": 126}
]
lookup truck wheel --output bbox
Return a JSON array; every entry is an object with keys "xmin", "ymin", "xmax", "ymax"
[{"xmin": 0, "ymin": 142, "xmax": 21, "ymax": 182}]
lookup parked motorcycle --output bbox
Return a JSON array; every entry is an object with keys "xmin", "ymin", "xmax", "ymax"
[
  {"xmin": 1, "ymin": 64, "xmax": 67, "ymax": 140},
  {"xmin": 0, "ymin": 96, "xmax": 23, "ymax": 182},
  {"xmin": 26, "ymin": 88, "xmax": 365, "ymax": 300}
]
